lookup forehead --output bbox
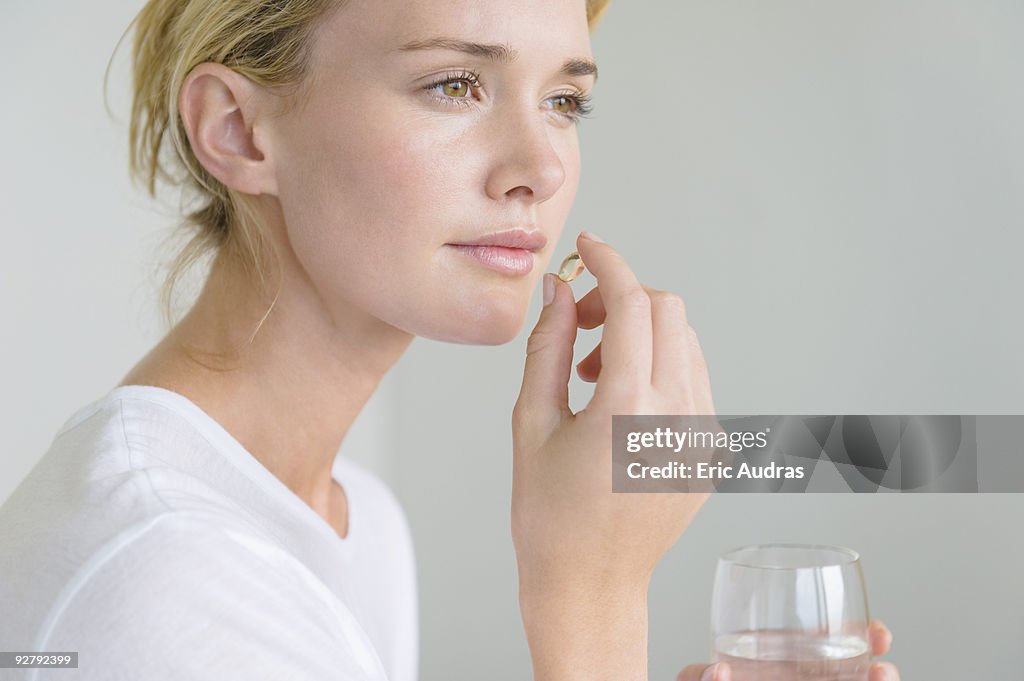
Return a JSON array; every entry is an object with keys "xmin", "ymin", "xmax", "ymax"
[{"xmin": 310, "ymin": 0, "xmax": 593, "ymax": 66}]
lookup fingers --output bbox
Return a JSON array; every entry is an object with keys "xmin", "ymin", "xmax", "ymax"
[
  {"xmin": 679, "ymin": 660, "xmax": 891, "ymax": 681},
  {"xmin": 649, "ymin": 290, "xmax": 692, "ymax": 397},
  {"xmin": 575, "ymin": 341, "xmax": 601, "ymax": 382},
  {"xmin": 869, "ymin": 661, "xmax": 900, "ymax": 681},
  {"xmin": 513, "ymin": 274, "xmax": 579, "ymax": 440},
  {"xmin": 672, "ymin": 631, "xmax": 892, "ymax": 681},
  {"xmin": 574, "ymin": 283, "xmax": 658, "ymax": 331},
  {"xmin": 868, "ymin": 620, "xmax": 897, "ymax": 681},
  {"xmin": 869, "ymin": 619, "xmax": 893, "ymax": 655},
  {"xmin": 688, "ymin": 326, "xmax": 717, "ymax": 415},
  {"xmin": 570, "ymin": 234, "xmax": 715, "ymax": 414},
  {"xmin": 574, "ymin": 232, "xmax": 653, "ymax": 400},
  {"xmin": 676, "ymin": 662, "xmax": 730, "ymax": 681},
  {"xmin": 575, "ymin": 285, "xmax": 605, "ymax": 330},
  {"xmin": 575, "ymin": 285, "xmax": 690, "ymax": 379},
  {"xmin": 575, "ymin": 283, "xmax": 711, "ymax": 413}
]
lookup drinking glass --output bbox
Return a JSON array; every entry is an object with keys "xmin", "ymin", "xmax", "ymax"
[{"xmin": 710, "ymin": 544, "xmax": 871, "ymax": 681}]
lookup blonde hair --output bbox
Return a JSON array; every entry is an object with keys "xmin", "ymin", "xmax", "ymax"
[{"xmin": 111, "ymin": 0, "xmax": 612, "ymax": 341}]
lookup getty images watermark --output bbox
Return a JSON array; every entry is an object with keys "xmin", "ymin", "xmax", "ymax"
[{"xmin": 612, "ymin": 415, "xmax": 1024, "ymax": 492}]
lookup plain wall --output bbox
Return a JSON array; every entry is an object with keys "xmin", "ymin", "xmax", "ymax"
[{"xmin": 3, "ymin": 1, "xmax": 1022, "ymax": 680}]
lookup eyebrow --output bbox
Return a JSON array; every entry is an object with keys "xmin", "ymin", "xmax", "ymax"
[{"xmin": 397, "ymin": 37, "xmax": 598, "ymax": 83}]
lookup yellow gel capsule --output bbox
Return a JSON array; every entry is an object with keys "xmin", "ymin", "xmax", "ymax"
[{"xmin": 557, "ymin": 251, "xmax": 585, "ymax": 282}]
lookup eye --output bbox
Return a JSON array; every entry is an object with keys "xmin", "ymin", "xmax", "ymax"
[
  {"xmin": 551, "ymin": 95, "xmax": 575, "ymax": 115},
  {"xmin": 424, "ymin": 71, "xmax": 483, "ymax": 103},
  {"xmin": 440, "ymin": 80, "xmax": 471, "ymax": 98},
  {"xmin": 423, "ymin": 71, "xmax": 595, "ymax": 124},
  {"xmin": 547, "ymin": 91, "xmax": 594, "ymax": 123}
]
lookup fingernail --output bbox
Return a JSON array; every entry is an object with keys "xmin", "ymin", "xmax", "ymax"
[
  {"xmin": 579, "ymin": 230, "xmax": 605, "ymax": 243},
  {"xmin": 700, "ymin": 663, "xmax": 720, "ymax": 681},
  {"xmin": 543, "ymin": 273, "xmax": 555, "ymax": 306}
]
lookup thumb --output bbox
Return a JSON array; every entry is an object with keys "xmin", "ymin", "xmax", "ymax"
[
  {"xmin": 676, "ymin": 662, "xmax": 730, "ymax": 681},
  {"xmin": 514, "ymin": 273, "xmax": 578, "ymax": 437}
]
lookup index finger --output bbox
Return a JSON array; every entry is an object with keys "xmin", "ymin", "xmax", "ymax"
[
  {"xmin": 574, "ymin": 232, "xmax": 653, "ymax": 398},
  {"xmin": 868, "ymin": 619, "xmax": 893, "ymax": 655}
]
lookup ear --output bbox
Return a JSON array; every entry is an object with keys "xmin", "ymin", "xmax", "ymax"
[{"xmin": 178, "ymin": 62, "xmax": 279, "ymax": 196}]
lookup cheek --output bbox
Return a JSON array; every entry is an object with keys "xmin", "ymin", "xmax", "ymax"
[
  {"xmin": 546, "ymin": 134, "xmax": 581, "ymax": 222},
  {"xmin": 272, "ymin": 104, "xmax": 578, "ymax": 345},
  {"xmin": 287, "ymin": 119, "xmax": 445, "ymax": 229},
  {"xmin": 273, "ymin": 110, "xmax": 518, "ymax": 339},
  {"xmin": 275, "ymin": 102, "xmax": 437, "ymax": 257}
]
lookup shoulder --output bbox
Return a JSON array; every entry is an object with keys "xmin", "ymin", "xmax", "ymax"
[{"xmin": 39, "ymin": 513, "xmax": 389, "ymax": 681}]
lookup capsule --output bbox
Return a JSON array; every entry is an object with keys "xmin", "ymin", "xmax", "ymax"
[{"xmin": 557, "ymin": 251, "xmax": 585, "ymax": 282}]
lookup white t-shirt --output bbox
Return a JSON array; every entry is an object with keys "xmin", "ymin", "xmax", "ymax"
[{"xmin": 0, "ymin": 385, "xmax": 418, "ymax": 681}]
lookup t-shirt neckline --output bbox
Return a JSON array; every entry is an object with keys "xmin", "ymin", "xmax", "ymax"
[{"xmin": 68, "ymin": 383, "xmax": 357, "ymax": 551}]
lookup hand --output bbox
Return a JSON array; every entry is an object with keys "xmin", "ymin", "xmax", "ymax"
[
  {"xmin": 675, "ymin": 619, "xmax": 900, "ymax": 681},
  {"xmin": 512, "ymin": 230, "xmax": 716, "ymax": 593},
  {"xmin": 572, "ymin": 280, "xmax": 710, "ymax": 393}
]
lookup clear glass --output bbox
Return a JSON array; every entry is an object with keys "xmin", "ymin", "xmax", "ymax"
[{"xmin": 710, "ymin": 544, "xmax": 872, "ymax": 681}]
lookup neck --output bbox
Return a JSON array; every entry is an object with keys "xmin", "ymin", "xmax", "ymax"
[{"xmin": 119, "ymin": 240, "xmax": 414, "ymax": 525}]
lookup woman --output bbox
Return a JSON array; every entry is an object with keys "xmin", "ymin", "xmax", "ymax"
[{"xmin": 0, "ymin": 0, "xmax": 899, "ymax": 679}]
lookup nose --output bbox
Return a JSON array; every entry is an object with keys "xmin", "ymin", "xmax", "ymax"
[{"xmin": 484, "ymin": 107, "xmax": 568, "ymax": 206}]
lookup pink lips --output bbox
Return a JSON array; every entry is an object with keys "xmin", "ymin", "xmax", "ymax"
[
  {"xmin": 447, "ymin": 228, "xmax": 546, "ymax": 276},
  {"xmin": 448, "ymin": 245, "xmax": 536, "ymax": 275}
]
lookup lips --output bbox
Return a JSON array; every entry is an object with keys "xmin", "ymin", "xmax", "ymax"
[
  {"xmin": 447, "ymin": 244, "xmax": 536, "ymax": 276},
  {"xmin": 448, "ymin": 228, "xmax": 547, "ymax": 252}
]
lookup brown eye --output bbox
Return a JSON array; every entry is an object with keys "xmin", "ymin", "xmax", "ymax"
[
  {"xmin": 552, "ymin": 95, "xmax": 575, "ymax": 114},
  {"xmin": 441, "ymin": 80, "xmax": 471, "ymax": 97}
]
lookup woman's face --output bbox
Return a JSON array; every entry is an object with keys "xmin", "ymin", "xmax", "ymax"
[{"xmin": 265, "ymin": 0, "xmax": 596, "ymax": 344}]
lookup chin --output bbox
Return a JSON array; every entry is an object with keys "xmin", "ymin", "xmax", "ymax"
[
  {"xmin": 413, "ymin": 300, "xmax": 527, "ymax": 346},
  {"xmin": 462, "ymin": 321, "xmax": 522, "ymax": 346}
]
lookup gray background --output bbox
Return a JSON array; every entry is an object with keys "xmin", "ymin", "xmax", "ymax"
[{"xmin": 3, "ymin": 1, "xmax": 1022, "ymax": 679}]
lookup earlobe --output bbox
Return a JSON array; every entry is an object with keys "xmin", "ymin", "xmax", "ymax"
[{"xmin": 178, "ymin": 63, "xmax": 278, "ymax": 196}]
